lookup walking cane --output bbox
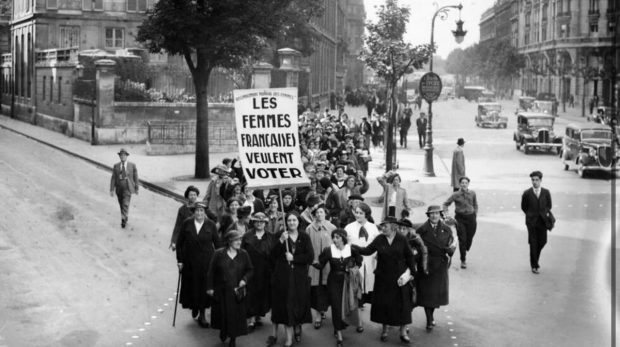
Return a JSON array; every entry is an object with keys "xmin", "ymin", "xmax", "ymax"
[{"xmin": 172, "ymin": 270, "xmax": 181, "ymax": 327}]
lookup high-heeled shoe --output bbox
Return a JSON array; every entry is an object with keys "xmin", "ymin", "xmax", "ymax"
[
  {"xmin": 400, "ymin": 335, "xmax": 411, "ymax": 344},
  {"xmin": 336, "ymin": 338, "xmax": 343, "ymax": 347},
  {"xmin": 356, "ymin": 326, "xmax": 364, "ymax": 333},
  {"xmin": 228, "ymin": 337, "xmax": 236, "ymax": 347},
  {"xmin": 380, "ymin": 331, "xmax": 388, "ymax": 342},
  {"xmin": 265, "ymin": 335, "xmax": 277, "ymax": 347},
  {"xmin": 294, "ymin": 325, "xmax": 302, "ymax": 342}
]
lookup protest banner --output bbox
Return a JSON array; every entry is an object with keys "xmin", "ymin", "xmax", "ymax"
[{"xmin": 233, "ymin": 88, "xmax": 311, "ymax": 189}]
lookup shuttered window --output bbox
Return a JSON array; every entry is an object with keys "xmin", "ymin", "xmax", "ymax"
[{"xmin": 59, "ymin": 26, "xmax": 80, "ymax": 48}]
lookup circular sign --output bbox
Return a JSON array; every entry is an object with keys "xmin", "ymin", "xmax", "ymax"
[{"xmin": 419, "ymin": 72, "xmax": 443, "ymax": 103}]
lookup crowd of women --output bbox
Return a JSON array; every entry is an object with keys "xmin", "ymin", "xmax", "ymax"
[{"xmin": 169, "ymin": 107, "xmax": 457, "ymax": 347}]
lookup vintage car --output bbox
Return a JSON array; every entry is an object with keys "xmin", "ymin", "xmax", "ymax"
[
  {"xmin": 532, "ymin": 100, "xmax": 557, "ymax": 116},
  {"xmin": 560, "ymin": 123, "xmax": 620, "ymax": 178},
  {"xmin": 591, "ymin": 106, "xmax": 618, "ymax": 124},
  {"xmin": 516, "ymin": 96, "xmax": 535, "ymax": 114},
  {"xmin": 513, "ymin": 112, "xmax": 562, "ymax": 154},
  {"xmin": 478, "ymin": 91, "xmax": 496, "ymax": 103},
  {"xmin": 475, "ymin": 102, "xmax": 508, "ymax": 128}
]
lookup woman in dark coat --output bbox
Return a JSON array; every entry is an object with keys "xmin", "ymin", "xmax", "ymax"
[
  {"xmin": 176, "ymin": 202, "xmax": 221, "ymax": 327},
  {"xmin": 415, "ymin": 205, "xmax": 456, "ymax": 332},
  {"xmin": 207, "ymin": 230, "xmax": 253, "ymax": 347},
  {"xmin": 169, "ymin": 185, "xmax": 199, "ymax": 251},
  {"xmin": 314, "ymin": 229, "xmax": 362, "ymax": 347},
  {"xmin": 352, "ymin": 216, "xmax": 416, "ymax": 344},
  {"xmin": 241, "ymin": 212, "xmax": 276, "ymax": 329},
  {"xmin": 267, "ymin": 212, "xmax": 314, "ymax": 347},
  {"xmin": 219, "ymin": 198, "xmax": 242, "ymax": 237}
]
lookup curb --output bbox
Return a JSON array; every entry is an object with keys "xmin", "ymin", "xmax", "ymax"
[{"xmin": 0, "ymin": 123, "xmax": 186, "ymax": 204}]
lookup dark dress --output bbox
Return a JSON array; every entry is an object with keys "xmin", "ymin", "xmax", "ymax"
[
  {"xmin": 207, "ymin": 248, "xmax": 253, "ymax": 338},
  {"xmin": 242, "ymin": 229, "xmax": 276, "ymax": 317},
  {"xmin": 170, "ymin": 204, "xmax": 193, "ymax": 246},
  {"xmin": 270, "ymin": 230, "xmax": 314, "ymax": 326},
  {"xmin": 416, "ymin": 221, "xmax": 454, "ymax": 308},
  {"xmin": 315, "ymin": 245, "xmax": 362, "ymax": 330},
  {"xmin": 176, "ymin": 218, "xmax": 221, "ymax": 310},
  {"xmin": 354, "ymin": 232, "xmax": 416, "ymax": 325}
]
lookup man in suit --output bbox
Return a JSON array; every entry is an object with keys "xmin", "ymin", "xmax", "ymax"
[
  {"xmin": 416, "ymin": 113, "xmax": 428, "ymax": 149},
  {"xmin": 450, "ymin": 138, "xmax": 466, "ymax": 192},
  {"xmin": 110, "ymin": 148, "xmax": 139, "ymax": 228},
  {"xmin": 521, "ymin": 170, "xmax": 552, "ymax": 274}
]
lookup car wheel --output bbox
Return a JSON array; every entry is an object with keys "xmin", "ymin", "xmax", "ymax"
[
  {"xmin": 577, "ymin": 160, "xmax": 587, "ymax": 178},
  {"xmin": 515, "ymin": 141, "xmax": 521, "ymax": 150},
  {"xmin": 524, "ymin": 145, "xmax": 530, "ymax": 154}
]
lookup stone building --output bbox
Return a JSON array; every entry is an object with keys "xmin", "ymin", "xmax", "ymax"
[
  {"xmin": 344, "ymin": 0, "xmax": 366, "ymax": 90},
  {"xmin": 480, "ymin": 0, "xmax": 619, "ymax": 109}
]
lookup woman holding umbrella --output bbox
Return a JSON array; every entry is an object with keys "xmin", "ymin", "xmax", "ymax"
[
  {"xmin": 207, "ymin": 230, "xmax": 253, "ymax": 347},
  {"xmin": 176, "ymin": 202, "xmax": 221, "ymax": 327}
]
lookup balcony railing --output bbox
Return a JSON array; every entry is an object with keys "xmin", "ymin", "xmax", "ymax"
[{"xmin": 35, "ymin": 47, "xmax": 78, "ymax": 63}]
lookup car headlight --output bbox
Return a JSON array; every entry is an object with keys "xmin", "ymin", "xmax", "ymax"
[{"xmin": 589, "ymin": 148, "xmax": 597, "ymax": 157}]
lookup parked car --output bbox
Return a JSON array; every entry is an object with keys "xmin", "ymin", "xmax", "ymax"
[
  {"xmin": 475, "ymin": 102, "xmax": 508, "ymax": 128},
  {"xmin": 515, "ymin": 96, "xmax": 535, "ymax": 114},
  {"xmin": 462, "ymin": 86, "xmax": 485, "ymax": 102},
  {"xmin": 532, "ymin": 100, "xmax": 558, "ymax": 116},
  {"xmin": 560, "ymin": 123, "xmax": 620, "ymax": 178},
  {"xmin": 513, "ymin": 112, "xmax": 562, "ymax": 154}
]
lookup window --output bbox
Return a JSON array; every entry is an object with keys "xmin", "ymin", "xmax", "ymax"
[
  {"xmin": 42, "ymin": 76, "xmax": 46, "ymax": 101},
  {"xmin": 609, "ymin": 21, "xmax": 616, "ymax": 34},
  {"xmin": 57, "ymin": 77, "xmax": 62, "ymax": 103},
  {"xmin": 59, "ymin": 26, "xmax": 80, "ymax": 48},
  {"xmin": 49, "ymin": 76, "xmax": 53, "ymax": 101},
  {"xmin": 105, "ymin": 28, "xmax": 124, "ymax": 48},
  {"xmin": 590, "ymin": 23, "xmax": 599, "ymax": 32},
  {"xmin": 47, "ymin": 0, "xmax": 57, "ymax": 9},
  {"xmin": 127, "ymin": 0, "xmax": 147, "ymax": 12},
  {"xmin": 94, "ymin": 0, "xmax": 103, "ymax": 11}
]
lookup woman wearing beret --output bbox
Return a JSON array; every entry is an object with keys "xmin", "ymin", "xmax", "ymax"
[
  {"xmin": 314, "ymin": 228, "xmax": 363, "ymax": 347},
  {"xmin": 415, "ymin": 206, "xmax": 456, "ymax": 332},
  {"xmin": 169, "ymin": 185, "xmax": 200, "ymax": 251},
  {"xmin": 242, "ymin": 212, "xmax": 276, "ymax": 330},
  {"xmin": 176, "ymin": 202, "xmax": 221, "ymax": 328},
  {"xmin": 268, "ymin": 212, "xmax": 314, "ymax": 347},
  {"xmin": 306, "ymin": 204, "xmax": 336, "ymax": 329},
  {"xmin": 351, "ymin": 217, "xmax": 417, "ymax": 343},
  {"xmin": 207, "ymin": 230, "xmax": 253, "ymax": 347}
]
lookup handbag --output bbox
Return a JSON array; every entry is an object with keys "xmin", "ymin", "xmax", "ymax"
[
  {"xmin": 234, "ymin": 286, "xmax": 246, "ymax": 302},
  {"xmin": 408, "ymin": 281, "xmax": 417, "ymax": 306}
]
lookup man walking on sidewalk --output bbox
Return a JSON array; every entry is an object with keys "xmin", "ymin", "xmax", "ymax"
[
  {"xmin": 416, "ymin": 112, "xmax": 427, "ymax": 149},
  {"xmin": 521, "ymin": 171, "xmax": 553, "ymax": 274},
  {"xmin": 110, "ymin": 148, "xmax": 139, "ymax": 228},
  {"xmin": 443, "ymin": 176, "xmax": 478, "ymax": 269},
  {"xmin": 451, "ymin": 138, "xmax": 466, "ymax": 192}
]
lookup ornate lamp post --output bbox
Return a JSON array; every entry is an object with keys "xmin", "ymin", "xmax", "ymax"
[{"xmin": 423, "ymin": 3, "xmax": 466, "ymax": 177}]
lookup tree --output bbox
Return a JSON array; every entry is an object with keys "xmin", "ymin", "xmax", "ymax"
[
  {"xmin": 360, "ymin": 0, "xmax": 433, "ymax": 171},
  {"xmin": 136, "ymin": 0, "xmax": 323, "ymax": 178}
]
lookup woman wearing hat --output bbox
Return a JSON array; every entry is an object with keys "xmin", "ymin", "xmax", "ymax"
[
  {"xmin": 281, "ymin": 190, "xmax": 297, "ymax": 214},
  {"xmin": 313, "ymin": 228, "xmax": 363, "ymax": 347},
  {"xmin": 377, "ymin": 171, "xmax": 411, "ymax": 221},
  {"xmin": 268, "ymin": 212, "xmax": 314, "ymax": 347},
  {"xmin": 169, "ymin": 185, "xmax": 200, "ymax": 251},
  {"xmin": 242, "ymin": 212, "xmax": 276, "ymax": 330},
  {"xmin": 176, "ymin": 202, "xmax": 221, "ymax": 327},
  {"xmin": 415, "ymin": 205, "xmax": 456, "ymax": 332},
  {"xmin": 351, "ymin": 216, "xmax": 417, "ymax": 343},
  {"xmin": 335, "ymin": 174, "xmax": 369, "ymax": 214},
  {"xmin": 265, "ymin": 196, "xmax": 285, "ymax": 235},
  {"xmin": 204, "ymin": 164, "xmax": 232, "ymax": 220},
  {"xmin": 344, "ymin": 202, "xmax": 379, "ymax": 332},
  {"xmin": 207, "ymin": 230, "xmax": 253, "ymax": 347},
  {"xmin": 219, "ymin": 198, "xmax": 243, "ymax": 237},
  {"xmin": 306, "ymin": 204, "xmax": 336, "ymax": 329}
]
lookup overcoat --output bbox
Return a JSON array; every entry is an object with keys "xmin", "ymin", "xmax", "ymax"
[
  {"xmin": 354, "ymin": 232, "xmax": 416, "ymax": 325},
  {"xmin": 242, "ymin": 229, "xmax": 276, "ymax": 317},
  {"xmin": 416, "ymin": 220, "xmax": 454, "ymax": 307},
  {"xmin": 176, "ymin": 217, "xmax": 221, "ymax": 309},
  {"xmin": 306, "ymin": 221, "xmax": 336, "ymax": 286},
  {"xmin": 207, "ymin": 248, "xmax": 253, "ymax": 338},
  {"xmin": 170, "ymin": 204, "xmax": 193, "ymax": 246},
  {"xmin": 270, "ymin": 230, "xmax": 314, "ymax": 326},
  {"xmin": 377, "ymin": 177, "xmax": 411, "ymax": 221},
  {"xmin": 451, "ymin": 146, "xmax": 466, "ymax": 188}
]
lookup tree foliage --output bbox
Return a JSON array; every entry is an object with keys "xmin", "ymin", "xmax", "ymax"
[
  {"xmin": 136, "ymin": 0, "xmax": 323, "ymax": 178},
  {"xmin": 360, "ymin": 0, "xmax": 433, "ymax": 171}
]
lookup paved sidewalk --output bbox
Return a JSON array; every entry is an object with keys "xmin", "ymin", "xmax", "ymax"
[{"xmin": 0, "ymin": 113, "xmax": 453, "ymax": 224}]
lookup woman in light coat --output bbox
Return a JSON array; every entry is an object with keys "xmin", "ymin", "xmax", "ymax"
[{"xmin": 377, "ymin": 172, "xmax": 411, "ymax": 221}]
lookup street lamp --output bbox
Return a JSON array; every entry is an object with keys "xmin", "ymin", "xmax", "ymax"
[{"xmin": 423, "ymin": 3, "xmax": 466, "ymax": 177}]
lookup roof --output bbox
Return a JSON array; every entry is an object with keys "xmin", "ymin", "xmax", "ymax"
[
  {"xmin": 517, "ymin": 112, "xmax": 555, "ymax": 119},
  {"xmin": 565, "ymin": 122, "xmax": 613, "ymax": 131}
]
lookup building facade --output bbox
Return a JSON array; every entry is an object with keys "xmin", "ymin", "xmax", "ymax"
[
  {"xmin": 480, "ymin": 0, "xmax": 619, "ymax": 110},
  {"xmin": 343, "ymin": 0, "xmax": 366, "ymax": 90}
]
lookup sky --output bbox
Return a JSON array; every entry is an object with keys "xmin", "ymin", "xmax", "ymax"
[{"xmin": 363, "ymin": 0, "xmax": 496, "ymax": 59}]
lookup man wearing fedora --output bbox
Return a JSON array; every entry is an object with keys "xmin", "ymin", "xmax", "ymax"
[
  {"xmin": 451, "ymin": 138, "xmax": 466, "ymax": 192},
  {"xmin": 521, "ymin": 171, "xmax": 553, "ymax": 274},
  {"xmin": 110, "ymin": 148, "xmax": 139, "ymax": 228}
]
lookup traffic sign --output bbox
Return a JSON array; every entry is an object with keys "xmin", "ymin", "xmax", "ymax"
[{"xmin": 419, "ymin": 72, "xmax": 443, "ymax": 103}]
